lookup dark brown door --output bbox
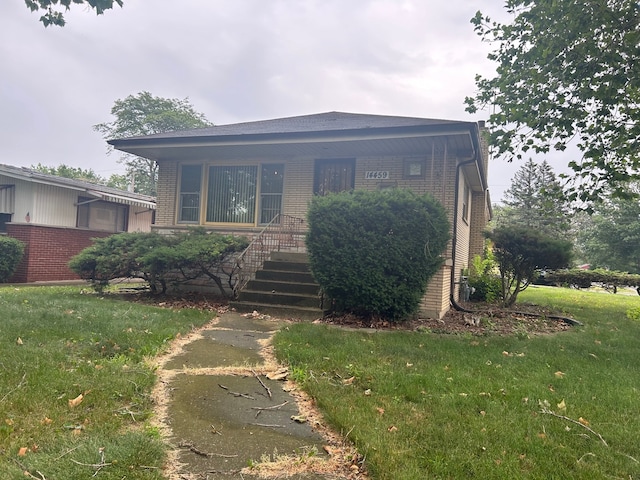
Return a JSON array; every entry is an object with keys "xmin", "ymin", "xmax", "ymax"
[{"xmin": 313, "ymin": 159, "xmax": 355, "ymax": 196}]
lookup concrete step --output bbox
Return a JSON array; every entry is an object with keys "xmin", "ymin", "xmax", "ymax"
[
  {"xmin": 238, "ymin": 290, "xmax": 321, "ymax": 309},
  {"xmin": 262, "ymin": 259, "xmax": 311, "ymax": 273},
  {"xmin": 246, "ymin": 278, "xmax": 320, "ymax": 296},
  {"xmin": 269, "ymin": 251, "xmax": 310, "ymax": 263},
  {"xmin": 255, "ymin": 269, "xmax": 317, "ymax": 284},
  {"xmin": 229, "ymin": 300, "xmax": 324, "ymax": 321}
]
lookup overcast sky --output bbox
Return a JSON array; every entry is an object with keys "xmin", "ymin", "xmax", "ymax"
[{"xmin": 0, "ymin": 0, "xmax": 566, "ymax": 202}]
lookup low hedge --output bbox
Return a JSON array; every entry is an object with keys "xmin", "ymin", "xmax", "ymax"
[{"xmin": 545, "ymin": 269, "xmax": 640, "ymax": 293}]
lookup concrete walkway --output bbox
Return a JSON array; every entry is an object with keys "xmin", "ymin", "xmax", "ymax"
[{"xmin": 153, "ymin": 311, "xmax": 356, "ymax": 479}]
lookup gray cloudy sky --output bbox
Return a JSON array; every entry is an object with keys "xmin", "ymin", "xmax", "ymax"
[{"xmin": 1, "ymin": 0, "xmax": 548, "ymax": 201}]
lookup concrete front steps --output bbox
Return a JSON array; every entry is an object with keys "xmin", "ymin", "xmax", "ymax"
[{"xmin": 230, "ymin": 251, "xmax": 325, "ymax": 320}]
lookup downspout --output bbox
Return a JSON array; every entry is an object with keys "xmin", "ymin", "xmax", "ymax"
[{"xmin": 450, "ymin": 123, "xmax": 485, "ymax": 312}]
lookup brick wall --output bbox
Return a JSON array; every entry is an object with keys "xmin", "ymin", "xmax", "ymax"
[{"xmin": 7, "ymin": 224, "xmax": 110, "ymax": 283}]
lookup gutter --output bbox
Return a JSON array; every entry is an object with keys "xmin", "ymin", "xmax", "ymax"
[{"xmin": 450, "ymin": 122, "xmax": 488, "ymax": 312}]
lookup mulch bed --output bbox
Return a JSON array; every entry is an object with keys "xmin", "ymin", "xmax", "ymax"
[
  {"xmin": 113, "ymin": 291, "xmax": 576, "ymax": 336},
  {"xmin": 318, "ymin": 303, "xmax": 575, "ymax": 335}
]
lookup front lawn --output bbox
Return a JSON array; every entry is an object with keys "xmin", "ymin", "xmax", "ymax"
[
  {"xmin": 0, "ymin": 286, "xmax": 213, "ymax": 479},
  {"xmin": 273, "ymin": 286, "xmax": 640, "ymax": 479}
]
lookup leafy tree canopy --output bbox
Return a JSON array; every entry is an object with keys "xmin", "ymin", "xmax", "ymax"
[
  {"xmin": 465, "ymin": 1, "xmax": 640, "ymax": 203},
  {"xmin": 25, "ymin": 0, "xmax": 123, "ymax": 27},
  {"xmin": 30, "ymin": 163, "xmax": 129, "ymax": 190},
  {"xmin": 94, "ymin": 91, "xmax": 213, "ymax": 196}
]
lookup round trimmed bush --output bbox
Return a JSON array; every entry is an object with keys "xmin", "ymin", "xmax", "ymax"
[
  {"xmin": 0, "ymin": 236, "xmax": 25, "ymax": 282},
  {"xmin": 306, "ymin": 188, "xmax": 450, "ymax": 321}
]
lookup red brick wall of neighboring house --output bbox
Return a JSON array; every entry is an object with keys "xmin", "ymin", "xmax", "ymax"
[{"xmin": 7, "ymin": 224, "xmax": 110, "ymax": 283}]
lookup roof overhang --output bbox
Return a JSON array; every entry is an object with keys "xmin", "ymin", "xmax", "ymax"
[{"xmin": 109, "ymin": 124, "xmax": 478, "ymax": 163}]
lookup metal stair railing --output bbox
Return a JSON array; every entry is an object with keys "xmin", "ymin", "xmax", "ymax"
[{"xmin": 232, "ymin": 214, "xmax": 307, "ymax": 297}]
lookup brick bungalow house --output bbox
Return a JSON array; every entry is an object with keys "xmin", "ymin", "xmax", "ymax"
[
  {"xmin": 109, "ymin": 111, "xmax": 491, "ymax": 318},
  {"xmin": 0, "ymin": 164, "xmax": 156, "ymax": 283}
]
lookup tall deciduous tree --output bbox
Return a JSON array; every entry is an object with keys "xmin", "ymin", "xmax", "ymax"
[
  {"xmin": 465, "ymin": 1, "xmax": 640, "ymax": 203},
  {"xmin": 496, "ymin": 158, "xmax": 570, "ymax": 237},
  {"xmin": 25, "ymin": 0, "xmax": 123, "ymax": 27},
  {"xmin": 577, "ymin": 183, "xmax": 640, "ymax": 273},
  {"xmin": 94, "ymin": 92, "xmax": 213, "ymax": 196}
]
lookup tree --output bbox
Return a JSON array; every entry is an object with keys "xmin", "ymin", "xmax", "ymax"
[
  {"xmin": 94, "ymin": 92, "xmax": 213, "ymax": 196},
  {"xmin": 576, "ymin": 183, "xmax": 640, "ymax": 273},
  {"xmin": 306, "ymin": 189, "xmax": 450, "ymax": 321},
  {"xmin": 465, "ymin": 1, "xmax": 640, "ymax": 203},
  {"xmin": 30, "ymin": 163, "xmax": 129, "ymax": 190},
  {"xmin": 25, "ymin": 0, "xmax": 123, "ymax": 27},
  {"xmin": 486, "ymin": 226, "xmax": 573, "ymax": 307},
  {"xmin": 496, "ymin": 158, "xmax": 570, "ymax": 237},
  {"xmin": 31, "ymin": 163, "xmax": 106, "ymax": 184}
]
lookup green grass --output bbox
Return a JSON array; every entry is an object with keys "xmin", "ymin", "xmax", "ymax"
[
  {"xmin": 273, "ymin": 286, "xmax": 640, "ymax": 479},
  {"xmin": 0, "ymin": 286, "xmax": 213, "ymax": 479}
]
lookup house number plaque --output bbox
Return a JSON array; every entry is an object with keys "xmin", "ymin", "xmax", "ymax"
[{"xmin": 364, "ymin": 171, "xmax": 389, "ymax": 180}]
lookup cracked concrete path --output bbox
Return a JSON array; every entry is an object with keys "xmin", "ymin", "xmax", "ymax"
[{"xmin": 152, "ymin": 311, "xmax": 358, "ymax": 480}]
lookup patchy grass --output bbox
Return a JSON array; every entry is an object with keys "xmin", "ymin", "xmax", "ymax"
[
  {"xmin": 273, "ymin": 286, "xmax": 640, "ymax": 479},
  {"xmin": 0, "ymin": 286, "xmax": 213, "ymax": 479}
]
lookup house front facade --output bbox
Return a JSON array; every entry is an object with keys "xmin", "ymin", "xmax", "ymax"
[
  {"xmin": 0, "ymin": 164, "xmax": 156, "ymax": 283},
  {"xmin": 109, "ymin": 112, "xmax": 491, "ymax": 318}
]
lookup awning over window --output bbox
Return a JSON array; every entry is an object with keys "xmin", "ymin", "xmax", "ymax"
[{"xmin": 87, "ymin": 190, "xmax": 156, "ymax": 209}]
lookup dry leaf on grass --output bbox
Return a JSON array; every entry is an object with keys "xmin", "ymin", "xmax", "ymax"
[
  {"xmin": 18, "ymin": 447, "xmax": 28, "ymax": 456},
  {"xmin": 68, "ymin": 394, "xmax": 84, "ymax": 408}
]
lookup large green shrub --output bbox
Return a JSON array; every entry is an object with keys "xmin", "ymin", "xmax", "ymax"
[
  {"xmin": 69, "ymin": 229, "xmax": 248, "ymax": 295},
  {"xmin": 0, "ymin": 236, "xmax": 25, "ymax": 282},
  {"xmin": 306, "ymin": 188, "xmax": 450, "ymax": 321}
]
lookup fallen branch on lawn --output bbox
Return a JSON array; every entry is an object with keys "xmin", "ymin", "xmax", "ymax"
[
  {"xmin": 218, "ymin": 383, "xmax": 255, "ymax": 400},
  {"xmin": 540, "ymin": 407, "xmax": 608, "ymax": 447},
  {"xmin": 178, "ymin": 442, "xmax": 238, "ymax": 458},
  {"xmin": 252, "ymin": 369, "xmax": 272, "ymax": 398},
  {"xmin": 251, "ymin": 401, "xmax": 289, "ymax": 415}
]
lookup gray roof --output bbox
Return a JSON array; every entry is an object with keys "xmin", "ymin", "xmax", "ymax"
[
  {"xmin": 0, "ymin": 163, "xmax": 156, "ymax": 209},
  {"xmin": 110, "ymin": 111, "xmax": 473, "ymax": 143}
]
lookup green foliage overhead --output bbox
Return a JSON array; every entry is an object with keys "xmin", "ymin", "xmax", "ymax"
[
  {"xmin": 94, "ymin": 91, "xmax": 213, "ymax": 196},
  {"xmin": 306, "ymin": 189, "xmax": 450, "ymax": 321},
  {"xmin": 486, "ymin": 226, "xmax": 573, "ymax": 306},
  {"xmin": 0, "ymin": 237, "xmax": 25, "ymax": 282},
  {"xmin": 25, "ymin": 0, "xmax": 123, "ymax": 27},
  {"xmin": 465, "ymin": 1, "xmax": 640, "ymax": 202},
  {"xmin": 69, "ymin": 229, "xmax": 248, "ymax": 295}
]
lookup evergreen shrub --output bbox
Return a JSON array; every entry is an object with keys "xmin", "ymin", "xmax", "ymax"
[
  {"xmin": 69, "ymin": 229, "xmax": 248, "ymax": 295},
  {"xmin": 306, "ymin": 188, "xmax": 450, "ymax": 321},
  {"xmin": 0, "ymin": 236, "xmax": 25, "ymax": 282}
]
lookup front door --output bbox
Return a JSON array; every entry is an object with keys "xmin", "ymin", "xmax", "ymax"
[{"xmin": 313, "ymin": 159, "xmax": 355, "ymax": 196}]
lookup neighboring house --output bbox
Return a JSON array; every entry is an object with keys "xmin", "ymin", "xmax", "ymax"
[
  {"xmin": 109, "ymin": 111, "xmax": 491, "ymax": 318},
  {"xmin": 0, "ymin": 164, "xmax": 156, "ymax": 283}
]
